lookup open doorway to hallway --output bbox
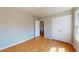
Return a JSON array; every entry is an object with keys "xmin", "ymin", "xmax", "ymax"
[
  {"xmin": 40, "ymin": 21, "xmax": 44, "ymax": 37},
  {"xmin": 34, "ymin": 18, "xmax": 44, "ymax": 38}
]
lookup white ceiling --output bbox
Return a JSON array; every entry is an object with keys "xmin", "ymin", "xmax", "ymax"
[{"xmin": 16, "ymin": 7, "xmax": 73, "ymax": 17}]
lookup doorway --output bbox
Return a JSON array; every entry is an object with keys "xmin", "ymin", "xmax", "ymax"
[
  {"xmin": 40, "ymin": 21, "xmax": 44, "ymax": 37},
  {"xmin": 34, "ymin": 19, "xmax": 44, "ymax": 38}
]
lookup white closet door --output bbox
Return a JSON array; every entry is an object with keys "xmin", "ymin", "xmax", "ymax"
[{"xmin": 52, "ymin": 15, "xmax": 71, "ymax": 43}]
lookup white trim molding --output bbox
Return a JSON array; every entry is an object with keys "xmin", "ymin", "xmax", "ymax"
[{"xmin": 0, "ymin": 36, "xmax": 34, "ymax": 50}]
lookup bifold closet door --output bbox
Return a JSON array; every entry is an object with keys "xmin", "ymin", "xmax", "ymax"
[{"xmin": 52, "ymin": 15, "xmax": 71, "ymax": 43}]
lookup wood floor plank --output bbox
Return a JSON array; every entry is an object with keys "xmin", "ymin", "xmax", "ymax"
[{"xmin": 0, "ymin": 34, "xmax": 76, "ymax": 52}]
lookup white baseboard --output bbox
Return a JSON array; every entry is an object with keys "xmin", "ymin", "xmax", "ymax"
[
  {"xmin": 0, "ymin": 36, "xmax": 34, "ymax": 50},
  {"xmin": 45, "ymin": 37, "xmax": 71, "ymax": 44}
]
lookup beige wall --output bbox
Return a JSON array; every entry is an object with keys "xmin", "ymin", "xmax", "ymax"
[{"xmin": 0, "ymin": 8, "xmax": 35, "ymax": 49}]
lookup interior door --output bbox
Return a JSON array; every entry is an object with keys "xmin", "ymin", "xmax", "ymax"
[
  {"xmin": 52, "ymin": 15, "xmax": 71, "ymax": 43},
  {"xmin": 35, "ymin": 20, "xmax": 40, "ymax": 37}
]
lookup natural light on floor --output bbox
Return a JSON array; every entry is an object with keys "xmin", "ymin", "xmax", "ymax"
[{"xmin": 49, "ymin": 47, "xmax": 66, "ymax": 52}]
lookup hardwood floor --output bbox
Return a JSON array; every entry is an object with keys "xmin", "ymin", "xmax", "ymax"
[{"xmin": 0, "ymin": 34, "xmax": 76, "ymax": 52}]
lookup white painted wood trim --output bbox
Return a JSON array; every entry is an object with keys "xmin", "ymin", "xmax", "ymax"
[{"xmin": 0, "ymin": 36, "xmax": 34, "ymax": 50}]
